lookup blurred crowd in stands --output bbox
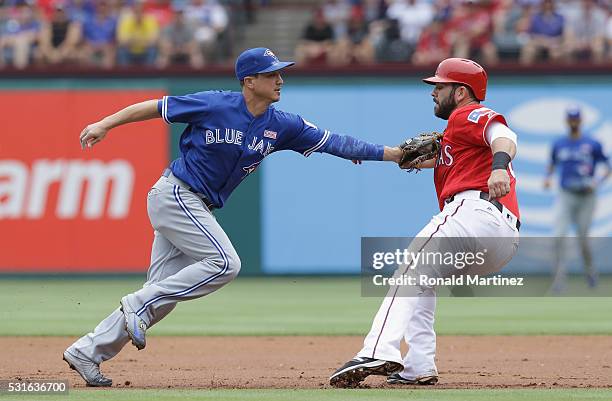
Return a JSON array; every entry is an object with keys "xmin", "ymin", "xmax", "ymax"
[
  {"xmin": 0, "ymin": 0, "xmax": 254, "ymax": 69},
  {"xmin": 0, "ymin": 0, "xmax": 610, "ymax": 70},
  {"xmin": 296, "ymin": 0, "xmax": 612, "ymax": 66}
]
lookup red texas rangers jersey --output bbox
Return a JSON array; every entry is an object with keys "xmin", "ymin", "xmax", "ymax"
[{"xmin": 434, "ymin": 103, "xmax": 520, "ymax": 218}]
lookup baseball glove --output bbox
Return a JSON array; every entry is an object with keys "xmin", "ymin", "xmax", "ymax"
[{"xmin": 398, "ymin": 132, "xmax": 444, "ymax": 171}]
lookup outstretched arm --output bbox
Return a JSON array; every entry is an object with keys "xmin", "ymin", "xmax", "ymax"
[
  {"xmin": 384, "ymin": 146, "xmax": 403, "ymax": 163},
  {"xmin": 352, "ymin": 146, "xmax": 402, "ymax": 164},
  {"xmin": 79, "ymin": 100, "xmax": 160, "ymax": 149},
  {"xmin": 320, "ymin": 133, "xmax": 402, "ymax": 163}
]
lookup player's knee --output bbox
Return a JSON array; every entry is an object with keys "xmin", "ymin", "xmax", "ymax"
[
  {"xmin": 203, "ymin": 244, "xmax": 240, "ymax": 278},
  {"xmin": 224, "ymin": 249, "xmax": 241, "ymax": 279}
]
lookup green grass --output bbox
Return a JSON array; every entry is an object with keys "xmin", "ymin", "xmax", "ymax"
[
  {"xmin": 0, "ymin": 277, "xmax": 611, "ymax": 336},
  {"xmin": 1, "ymin": 389, "xmax": 611, "ymax": 401}
]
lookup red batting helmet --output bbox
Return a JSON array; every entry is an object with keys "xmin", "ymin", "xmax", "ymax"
[{"xmin": 423, "ymin": 58, "xmax": 488, "ymax": 101}]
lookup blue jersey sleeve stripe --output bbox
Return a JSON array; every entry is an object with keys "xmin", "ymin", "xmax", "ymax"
[
  {"xmin": 304, "ymin": 130, "xmax": 330, "ymax": 157},
  {"xmin": 161, "ymin": 96, "xmax": 171, "ymax": 124}
]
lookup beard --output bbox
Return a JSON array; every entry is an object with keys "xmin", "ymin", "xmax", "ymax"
[{"xmin": 434, "ymin": 94, "xmax": 457, "ymax": 120}]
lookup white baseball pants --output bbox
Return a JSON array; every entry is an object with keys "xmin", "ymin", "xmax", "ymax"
[{"xmin": 357, "ymin": 190, "xmax": 520, "ymax": 380}]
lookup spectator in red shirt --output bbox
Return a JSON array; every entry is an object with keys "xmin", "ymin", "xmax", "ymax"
[
  {"xmin": 446, "ymin": 0, "xmax": 498, "ymax": 65},
  {"xmin": 144, "ymin": 0, "xmax": 173, "ymax": 29},
  {"xmin": 412, "ymin": 16, "xmax": 451, "ymax": 65}
]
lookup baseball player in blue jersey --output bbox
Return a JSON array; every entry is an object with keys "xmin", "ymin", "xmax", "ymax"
[
  {"xmin": 62, "ymin": 47, "xmax": 403, "ymax": 386},
  {"xmin": 544, "ymin": 106, "xmax": 610, "ymax": 292}
]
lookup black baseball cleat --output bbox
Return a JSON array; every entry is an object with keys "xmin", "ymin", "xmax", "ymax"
[
  {"xmin": 329, "ymin": 357, "xmax": 403, "ymax": 388},
  {"xmin": 387, "ymin": 372, "xmax": 439, "ymax": 385}
]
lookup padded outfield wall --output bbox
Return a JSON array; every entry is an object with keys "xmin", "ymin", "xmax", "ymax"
[{"xmin": 0, "ymin": 75, "xmax": 611, "ymax": 274}]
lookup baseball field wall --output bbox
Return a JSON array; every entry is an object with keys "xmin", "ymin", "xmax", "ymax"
[{"xmin": 1, "ymin": 75, "xmax": 611, "ymax": 275}]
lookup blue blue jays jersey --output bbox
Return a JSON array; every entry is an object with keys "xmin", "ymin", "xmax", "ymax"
[
  {"xmin": 551, "ymin": 136, "xmax": 609, "ymax": 191},
  {"xmin": 158, "ymin": 91, "xmax": 331, "ymax": 208}
]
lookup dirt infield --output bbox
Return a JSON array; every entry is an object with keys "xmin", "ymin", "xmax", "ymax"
[{"xmin": 2, "ymin": 336, "xmax": 611, "ymax": 389}]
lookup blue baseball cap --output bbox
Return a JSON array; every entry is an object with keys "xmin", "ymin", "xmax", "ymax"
[
  {"xmin": 566, "ymin": 106, "xmax": 581, "ymax": 119},
  {"xmin": 235, "ymin": 48, "xmax": 294, "ymax": 81}
]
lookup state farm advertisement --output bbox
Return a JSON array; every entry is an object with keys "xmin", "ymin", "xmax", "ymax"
[{"xmin": 0, "ymin": 90, "xmax": 168, "ymax": 271}]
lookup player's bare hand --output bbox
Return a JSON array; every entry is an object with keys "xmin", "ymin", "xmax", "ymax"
[
  {"xmin": 352, "ymin": 160, "xmax": 362, "ymax": 165},
  {"xmin": 488, "ymin": 169, "xmax": 510, "ymax": 199},
  {"xmin": 79, "ymin": 122, "xmax": 109, "ymax": 149},
  {"xmin": 543, "ymin": 177, "xmax": 552, "ymax": 190}
]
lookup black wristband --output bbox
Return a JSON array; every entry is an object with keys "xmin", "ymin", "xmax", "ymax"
[{"xmin": 492, "ymin": 151, "xmax": 511, "ymax": 171}]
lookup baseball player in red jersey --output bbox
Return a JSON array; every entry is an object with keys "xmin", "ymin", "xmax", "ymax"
[{"xmin": 330, "ymin": 58, "xmax": 520, "ymax": 388}]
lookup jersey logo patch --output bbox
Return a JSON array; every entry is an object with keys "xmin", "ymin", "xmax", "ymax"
[
  {"xmin": 264, "ymin": 130, "xmax": 277, "ymax": 139},
  {"xmin": 467, "ymin": 107, "xmax": 496, "ymax": 123}
]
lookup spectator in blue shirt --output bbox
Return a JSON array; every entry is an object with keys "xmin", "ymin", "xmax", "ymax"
[
  {"xmin": 79, "ymin": 1, "xmax": 117, "ymax": 68},
  {"xmin": 520, "ymin": 0, "xmax": 565, "ymax": 64},
  {"xmin": 0, "ymin": 3, "xmax": 41, "ymax": 69},
  {"xmin": 65, "ymin": 0, "xmax": 96, "ymax": 24},
  {"xmin": 544, "ymin": 106, "xmax": 611, "ymax": 292}
]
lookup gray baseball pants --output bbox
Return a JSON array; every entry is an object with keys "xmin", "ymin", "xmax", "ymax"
[
  {"xmin": 552, "ymin": 189, "xmax": 596, "ymax": 286},
  {"xmin": 69, "ymin": 173, "xmax": 241, "ymax": 364}
]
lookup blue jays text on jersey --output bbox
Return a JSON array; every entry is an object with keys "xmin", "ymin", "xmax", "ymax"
[
  {"xmin": 204, "ymin": 129, "xmax": 276, "ymax": 156},
  {"xmin": 158, "ymin": 91, "xmax": 383, "ymax": 208}
]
